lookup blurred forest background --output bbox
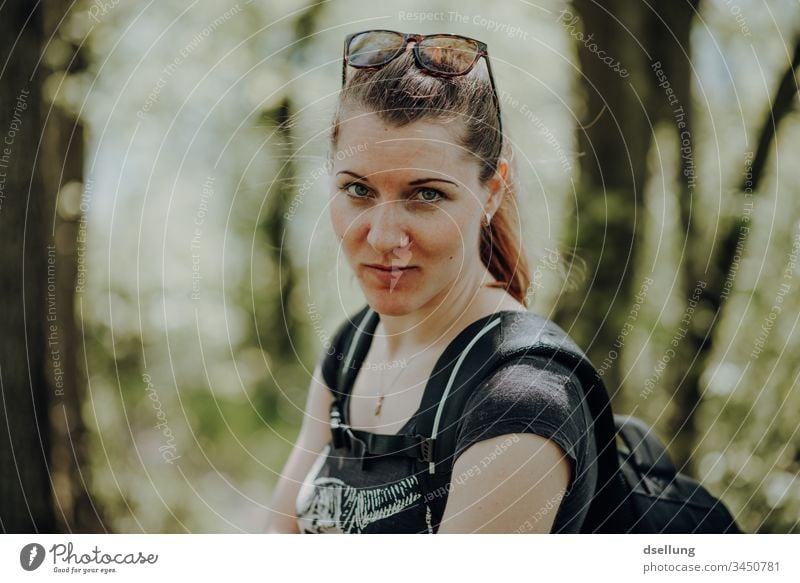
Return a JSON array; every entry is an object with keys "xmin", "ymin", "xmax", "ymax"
[{"xmin": 1, "ymin": 0, "xmax": 798, "ymax": 533}]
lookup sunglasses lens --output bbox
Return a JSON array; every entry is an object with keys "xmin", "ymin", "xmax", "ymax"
[
  {"xmin": 348, "ymin": 31, "xmax": 405, "ymax": 67},
  {"xmin": 417, "ymin": 36, "xmax": 480, "ymax": 75}
]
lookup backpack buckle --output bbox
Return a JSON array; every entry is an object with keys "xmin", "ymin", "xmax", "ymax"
[{"xmin": 418, "ymin": 437, "xmax": 434, "ymax": 463}]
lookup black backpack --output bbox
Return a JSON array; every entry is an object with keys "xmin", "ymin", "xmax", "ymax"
[{"xmin": 321, "ymin": 304, "xmax": 743, "ymax": 534}]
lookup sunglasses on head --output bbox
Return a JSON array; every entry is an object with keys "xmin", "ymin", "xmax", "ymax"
[{"xmin": 342, "ymin": 29, "xmax": 504, "ymax": 140}]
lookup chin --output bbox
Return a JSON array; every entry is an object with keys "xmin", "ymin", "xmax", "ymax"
[
  {"xmin": 363, "ymin": 293, "xmax": 416, "ymax": 317},
  {"xmin": 357, "ymin": 268, "xmax": 451, "ymax": 317},
  {"xmin": 364, "ymin": 285, "xmax": 452, "ymax": 319}
]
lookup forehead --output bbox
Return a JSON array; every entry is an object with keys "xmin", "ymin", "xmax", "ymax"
[{"xmin": 333, "ymin": 110, "xmax": 473, "ymax": 175}]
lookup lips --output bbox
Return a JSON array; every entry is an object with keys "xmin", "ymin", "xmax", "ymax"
[
  {"xmin": 364, "ymin": 263, "xmax": 413, "ymax": 271},
  {"xmin": 362, "ymin": 263, "xmax": 417, "ymax": 286}
]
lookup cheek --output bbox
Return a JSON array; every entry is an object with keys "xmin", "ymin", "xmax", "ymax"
[
  {"xmin": 329, "ymin": 194, "xmax": 370, "ymax": 265},
  {"xmin": 416, "ymin": 216, "xmax": 469, "ymax": 265},
  {"xmin": 329, "ymin": 192, "xmax": 355, "ymax": 238}
]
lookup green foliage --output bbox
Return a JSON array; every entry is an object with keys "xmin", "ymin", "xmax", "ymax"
[{"xmin": 68, "ymin": 0, "xmax": 799, "ymax": 533}]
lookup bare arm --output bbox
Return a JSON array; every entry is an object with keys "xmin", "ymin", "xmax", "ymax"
[
  {"xmin": 437, "ymin": 433, "xmax": 571, "ymax": 533},
  {"xmin": 264, "ymin": 359, "xmax": 334, "ymax": 533}
]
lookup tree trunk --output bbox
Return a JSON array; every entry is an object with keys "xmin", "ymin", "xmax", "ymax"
[
  {"xmin": 563, "ymin": 1, "xmax": 700, "ymax": 470},
  {"xmin": 0, "ymin": 2, "xmax": 55, "ymax": 533},
  {"xmin": 39, "ymin": 1, "xmax": 108, "ymax": 533},
  {"xmin": 259, "ymin": 97, "xmax": 303, "ymax": 368},
  {"xmin": 556, "ymin": 0, "xmax": 655, "ymax": 400},
  {"xmin": 253, "ymin": 1, "xmax": 328, "ymax": 413},
  {"xmin": 559, "ymin": 1, "xmax": 691, "ymax": 394},
  {"xmin": 644, "ymin": 1, "xmax": 703, "ymax": 474}
]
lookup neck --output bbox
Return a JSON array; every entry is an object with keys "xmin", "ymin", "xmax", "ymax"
[{"xmin": 375, "ymin": 265, "xmax": 500, "ymax": 359}]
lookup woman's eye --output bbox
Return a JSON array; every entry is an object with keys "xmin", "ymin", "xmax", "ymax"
[
  {"xmin": 341, "ymin": 184, "xmax": 445, "ymax": 204},
  {"xmin": 343, "ymin": 183, "xmax": 370, "ymax": 198},
  {"xmin": 415, "ymin": 188, "xmax": 444, "ymax": 203}
]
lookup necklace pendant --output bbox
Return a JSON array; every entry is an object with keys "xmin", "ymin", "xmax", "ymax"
[{"xmin": 374, "ymin": 393, "xmax": 385, "ymax": 416}]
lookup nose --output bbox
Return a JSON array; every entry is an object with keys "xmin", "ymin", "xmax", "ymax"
[{"xmin": 365, "ymin": 202, "xmax": 409, "ymax": 256}]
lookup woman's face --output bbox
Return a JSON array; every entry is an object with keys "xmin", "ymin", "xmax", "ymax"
[{"xmin": 329, "ymin": 109, "xmax": 504, "ymax": 317}]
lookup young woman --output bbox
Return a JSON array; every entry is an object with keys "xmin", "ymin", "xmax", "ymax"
[{"xmin": 266, "ymin": 30, "xmax": 597, "ymax": 533}]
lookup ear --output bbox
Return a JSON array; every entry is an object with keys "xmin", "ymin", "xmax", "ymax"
[{"xmin": 485, "ymin": 157, "xmax": 509, "ymax": 216}]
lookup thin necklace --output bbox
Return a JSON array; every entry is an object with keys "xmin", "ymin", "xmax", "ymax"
[{"xmin": 367, "ymin": 347, "xmax": 423, "ymax": 416}]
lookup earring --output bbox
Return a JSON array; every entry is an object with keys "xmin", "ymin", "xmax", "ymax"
[{"xmin": 483, "ymin": 212, "xmax": 493, "ymax": 227}]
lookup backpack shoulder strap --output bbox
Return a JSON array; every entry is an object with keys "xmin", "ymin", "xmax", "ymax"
[{"xmin": 614, "ymin": 414, "xmax": 677, "ymax": 477}]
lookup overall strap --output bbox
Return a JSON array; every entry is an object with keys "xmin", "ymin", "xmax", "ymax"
[
  {"xmin": 336, "ymin": 305, "xmax": 379, "ymax": 400},
  {"xmin": 326, "ymin": 305, "xmax": 435, "ymax": 470}
]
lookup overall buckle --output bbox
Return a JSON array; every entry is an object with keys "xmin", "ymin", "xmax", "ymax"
[
  {"xmin": 344, "ymin": 427, "xmax": 373, "ymax": 470},
  {"xmin": 330, "ymin": 405, "xmax": 345, "ymax": 449}
]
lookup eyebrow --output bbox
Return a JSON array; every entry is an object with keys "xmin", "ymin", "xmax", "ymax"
[{"xmin": 336, "ymin": 170, "xmax": 459, "ymax": 188}]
